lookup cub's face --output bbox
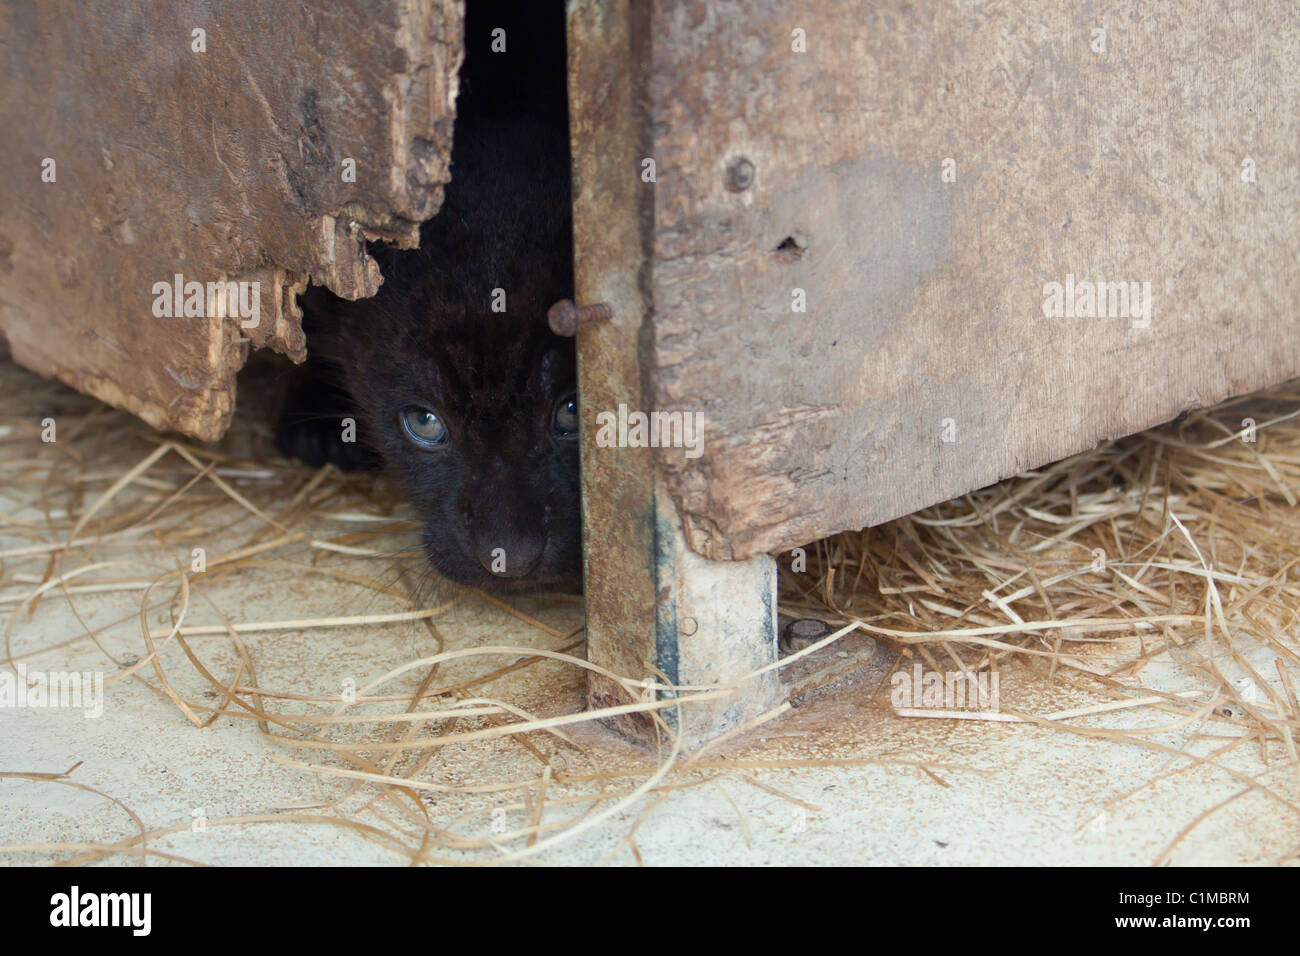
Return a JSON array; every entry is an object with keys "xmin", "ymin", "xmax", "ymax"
[
  {"xmin": 329, "ymin": 108, "xmax": 579, "ymax": 594},
  {"xmin": 346, "ymin": 311, "xmax": 582, "ymax": 594}
]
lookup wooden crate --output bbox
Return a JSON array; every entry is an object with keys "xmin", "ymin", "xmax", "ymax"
[
  {"xmin": 569, "ymin": 0, "xmax": 1300, "ymax": 742},
  {"xmin": 2, "ymin": 0, "xmax": 1297, "ymax": 744}
]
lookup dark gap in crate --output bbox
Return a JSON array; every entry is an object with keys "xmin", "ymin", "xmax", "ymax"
[
  {"xmin": 250, "ymin": 0, "xmax": 581, "ymax": 597},
  {"xmin": 259, "ymin": 0, "xmax": 574, "ymax": 459}
]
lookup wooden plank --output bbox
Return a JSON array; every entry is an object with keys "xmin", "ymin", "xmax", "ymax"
[
  {"xmin": 645, "ymin": 0, "xmax": 1300, "ymax": 559},
  {"xmin": 568, "ymin": 0, "xmax": 778, "ymax": 747},
  {"xmin": 0, "ymin": 0, "xmax": 462, "ymax": 440}
]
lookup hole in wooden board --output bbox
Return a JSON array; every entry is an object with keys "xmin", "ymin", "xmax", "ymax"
[{"xmin": 773, "ymin": 235, "xmax": 806, "ymax": 261}]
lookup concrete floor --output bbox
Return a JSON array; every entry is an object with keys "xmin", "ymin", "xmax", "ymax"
[{"xmin": 4, "ymin": 570, "xmax": 1294, "ymax": 865}]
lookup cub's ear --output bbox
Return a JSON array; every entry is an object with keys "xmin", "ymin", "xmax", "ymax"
[
  {"xmin": 296, "ymin": 282, "xmax": 352, "ymax": 365},
  {"xmin": 298, "ymin": 283, "xmax": 341, "ymax": 331}
]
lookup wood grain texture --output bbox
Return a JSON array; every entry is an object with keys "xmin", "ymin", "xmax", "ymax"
[
  {"xmin": 568, "ymin": 0, "xmax": 660, "ymax": 739},
  {"xmin": 570, "ymin": 0, "xmax": 778, "ymax": 745},
  {"xmin": 645, "ymin": 0, "xmax": 1300, "ymax": 559},
  {"xmin": 0, "ymin": 0, "xmax": 462, "ymax": 440}
]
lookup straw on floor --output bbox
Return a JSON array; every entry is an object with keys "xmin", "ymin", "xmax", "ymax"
[{"xmin": 1, "ymin": 357, "xmax": 1297, "ymax": 864}]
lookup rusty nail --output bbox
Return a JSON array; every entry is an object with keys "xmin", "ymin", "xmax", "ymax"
[
  {"xmin": 726, "ymin": 157, "xmax": 755, "ymax": 191},
  {"xmin": 548, "ymin": 298, "xmax": 614, "ymax": 336}
]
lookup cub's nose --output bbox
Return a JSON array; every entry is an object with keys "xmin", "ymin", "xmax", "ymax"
[{"xmin": 473, "ymin": 534, "xmax": 544, "ymax": 579}]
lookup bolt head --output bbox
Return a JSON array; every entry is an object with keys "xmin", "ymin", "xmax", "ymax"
[
  {"xmin": 547, "ymin": 299, "xmax": 579, "ymax": 336},
  {"xmin": 727, "ymin": 157, "xmax": 756, "ymax": 191},
  {"xmin": 780, "ymin": 618, "xmax": 832, "ymax": 655}
]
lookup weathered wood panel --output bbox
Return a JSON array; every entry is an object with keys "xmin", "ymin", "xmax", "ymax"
[
  {"xmin": 569, "ymin": 0, "xmax": 778, "ymax": 747},
  {"xmin": 0, "ymin": 0, "xmax": 462, "ymax": 440},
  {"xmin": 646, "ymin": 0, "xmax": 1300, "ymax": 559}
]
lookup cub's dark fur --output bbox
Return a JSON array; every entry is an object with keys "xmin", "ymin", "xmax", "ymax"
[{"xmin": 276, "ymin": 2, "xmax": 580, "ymax": 593}]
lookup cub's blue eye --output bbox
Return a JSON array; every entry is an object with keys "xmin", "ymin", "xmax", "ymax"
[
  {"xmin": 553, "ymin": 392, "xmax": 578, "ymax": 438},
  {"xmin": 400, "ymin": 406, "xmax": 447, "ymax": 446}
]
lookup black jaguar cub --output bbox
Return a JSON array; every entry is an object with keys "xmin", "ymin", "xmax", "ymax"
[{"xmin": 276, "ymin": 0, "xmax": 581, "ymax": 593}]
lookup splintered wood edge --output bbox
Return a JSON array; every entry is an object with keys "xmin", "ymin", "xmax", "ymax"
[
  {"xmin": 0, "ymin": 0, "xmax": 464, "ymax": 443},
  {"xmin": 203, "ymin": 0, "xmax": 466, "ymax": 440}
]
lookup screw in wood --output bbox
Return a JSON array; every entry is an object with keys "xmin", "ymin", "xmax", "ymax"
[
  {"xmin": 547, "ymin": 298, "xmax": 614, "ymax": 336},
  {"xmin": 726, "ymin": 157, "xmax": 756, "ymax": 191}
]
